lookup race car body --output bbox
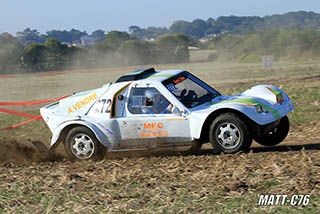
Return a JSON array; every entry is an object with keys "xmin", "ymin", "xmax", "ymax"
[{"xmin": 40, "ymin": 68, "xmax": 294, "ymax": 160}]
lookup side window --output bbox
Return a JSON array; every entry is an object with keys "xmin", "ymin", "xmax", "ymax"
[{"xmin": 128, "ymin": 87, "xmax": 173, "ymax": 114}]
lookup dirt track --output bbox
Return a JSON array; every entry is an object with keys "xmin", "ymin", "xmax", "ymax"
[
  {"xmin": 1, "ymin": 68, "xmax": 319, "ymax": 165},
  {"xmin": 0, "ymin": 136, "xmax": 320, "ymax": 213},
  {"xmin": 1, "ymin": 63, "xmax": 320, "ymax": 212},
  {"xmin": 0, "ymin": 120, "xmax": 319, "ymax": 165}
]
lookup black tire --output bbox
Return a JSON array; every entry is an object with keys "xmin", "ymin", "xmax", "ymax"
[
  {"xmin": 254, "ymin": 116, "xmax": 290, "ymax": 146},
  {"xmin": 187, "ymin": 140, "xmax": 203, "ymax": 154},
  {"xmin": 64, "ymin": 126, "xmax": 106, "ymax": 160},
  {"xmin": 209, "ymin": 113, "xmax": 252, "ymax": 154}
]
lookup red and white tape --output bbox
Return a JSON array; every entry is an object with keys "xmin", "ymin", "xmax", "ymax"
[
  {"xmin": 0, "ymin": 95, "xmax": 70, "ymax": 106},
  {"xmin": 0, "ymin": 108, "xmax": 43, "ymax": 120},
  {"xmin": 0, "ymin": 95, "xmax": 70, "ymax": 130},
  {"xmin": 0, "ymin": 67, "xmax": 144, "ymax": 79},
  {"xmin": 0, "ymin": 75, "xmax": 16, "ymax": 79},
  {"xmin": 0, "ymin": 115, "xmax": 43, "ymax": 130},
  {"xmin": 0, "ymin": 66, "xmax": 145, "ymax": 129}
]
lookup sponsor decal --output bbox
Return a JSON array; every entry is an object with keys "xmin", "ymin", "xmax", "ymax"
[
  {"xmin": 68, "ymin": 92, "xmax": 97, "ymax": 115},
  {"xmin": 140, "ymin": 122, "xmax": 168, "ymax": 137},
  {"xmin": 144, "ymin": 122, "xmax": 164, "ymax": 129},
  {"xmin": 98, "ymin": 122, "xmax": 114, "ymax": 136},
  {"xmin": 173, "ymin": 76, "xmax": 186, "ymax": 84},
  {"xmin": 166, "ymin": 83, "xmax": 179, "ymax": 93},
  {"xmin": 166, "ymin": 118, "xmax": 186, "ymax": 121}
]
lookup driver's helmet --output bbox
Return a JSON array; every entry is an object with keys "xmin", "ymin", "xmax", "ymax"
[{"xmin": 144, "ymin": 89, "xmax": 160, "ymax": 106}]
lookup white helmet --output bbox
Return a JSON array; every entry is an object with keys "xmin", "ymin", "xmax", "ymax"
[{"xmin": 144, "ymin": 89, "xmax": 160, "ymax": 106}]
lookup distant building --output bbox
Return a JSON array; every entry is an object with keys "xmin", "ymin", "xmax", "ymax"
[
  {"xmin": 80, "ymin": 36, "xmax": 96, "ymax": 48},
  {"xmin": 143, "ymin": 37, "xmax": 155, "ymax": 42},
  {"xmin": 61, "ymin": 42, "xmax": 73, "ymax": 47},
  {"xmin": 72, "ymin": 42, "xmax": 82, "ymax": 47},
  {"xmin": 199, "ymin": 38, "xmax": 209, "ymax": 43},
  {"xmin": 188, "ymin": 46, "xmax": 200, "ymax": 50},
  {"xmin": 199, "ymin": 34, "xmax": 217, "ymax": 43},
  {"xmin": 208, "ymin": 34, "xmax": 217, "ymax": 38}
]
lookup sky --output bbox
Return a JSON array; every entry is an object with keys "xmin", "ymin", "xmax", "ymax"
[{"xmin": 1, "ymin": 0, "xmax": 320, "ymax": 35}]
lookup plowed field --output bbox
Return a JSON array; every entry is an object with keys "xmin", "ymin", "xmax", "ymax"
[{"xmin": 1, "ymin": 61, "xmax": 320, "ymax": 213}]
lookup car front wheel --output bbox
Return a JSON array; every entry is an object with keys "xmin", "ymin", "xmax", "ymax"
[
  {"xmin": 209, "ymin": 113, "xmax": 252, "ymax": 154},
  {"xmin": 254, "ymin": 116, "xmax": 290, "ymax": 146},
  {"xmin": 64, "ymin": 126, "xmax": 106, "ymax": 160}
]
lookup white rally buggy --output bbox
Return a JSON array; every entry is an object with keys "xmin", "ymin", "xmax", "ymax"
[{"xmin": 40, "ymin": 68, "xmax": 294, "ymax": 160}]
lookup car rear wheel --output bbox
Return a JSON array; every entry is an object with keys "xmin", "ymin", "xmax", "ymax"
[
  {"xmin": 64, "ymin": 126, "xmax": 106, "ymax": 160},
  {"xmin": 254, "ymin": 116, "xmax": 290, "ymax": 146},
  {"xmin": 209, "ymin": 113, "xmax": 252, "ymax": 154}
]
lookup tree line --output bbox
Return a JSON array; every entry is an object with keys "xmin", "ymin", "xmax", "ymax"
[
  {"xmin": 14, "ymin": 11, "xmax": 320, "ymax": 44},
  {"xmin": 2, "ymin": 28, "xmax": 320, "ymax": 74},
  {"xmin": 0, "ymin": 31, "xmax": 190, "ymax": 74},
  {"xmin": 16, "ymin": 28, "xmax": 104, "ymax": 46},
  {"xmin": 2, "ymin": 11, "xmax": 320, "ymax": 74},
  {"xmin": 129, "ymin": 11, "xmax": 320, "ymax": 40},
  {"xmin": 212, "ymin": 28, "xmax": 320, "ymax": 62}
]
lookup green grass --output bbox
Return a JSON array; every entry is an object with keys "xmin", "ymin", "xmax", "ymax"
[
  {"xmin": 189, "ymin": 49, "xmax": 216, "ymax": 62},
  {"xmin": 265, "ymin": 180, "xmax": 281, "ymax": 187}
]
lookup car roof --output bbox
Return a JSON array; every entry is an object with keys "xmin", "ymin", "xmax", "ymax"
[{"xmin": 115, "ymin": 67, "xmax": 184, "ymax": 83}]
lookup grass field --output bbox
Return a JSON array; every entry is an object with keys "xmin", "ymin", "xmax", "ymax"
[
  {"xmin": 1, "ymin": 56, "xmax": 320, "ymax": 213},
  {"xmin": 189, "ymin": 49, "xmax": 216, "ymax": 62}
]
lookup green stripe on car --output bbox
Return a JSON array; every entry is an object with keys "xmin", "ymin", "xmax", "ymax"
[
  {"xmin": 147, "ymin": 74, "xmax": 174, "ymax": 79},
  {"xmin": 210, "ymin": 98, "xmax": 281, "ymax": 119}
]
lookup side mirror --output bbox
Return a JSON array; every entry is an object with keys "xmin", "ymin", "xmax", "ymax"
[{"xmin": 172, "ymin": 106, "xmax": 182, "ymax": 116}]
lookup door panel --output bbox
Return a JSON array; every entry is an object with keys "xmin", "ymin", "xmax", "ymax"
[
  {"xmin": 115, "ymin": 116, "xmax": 191, "ymax": 150},
  {"xmin": 111, "ymin": 84, "xmax": 192, "ymax": 151}
]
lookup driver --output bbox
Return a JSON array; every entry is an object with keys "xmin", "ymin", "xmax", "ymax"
[
  {"xmin": 142, "ymin": 89, "xmax": 173, "ymax": 114},
  {"xmin": 179, "ymin": 89, "xmax": 198, "ymax": 108}
]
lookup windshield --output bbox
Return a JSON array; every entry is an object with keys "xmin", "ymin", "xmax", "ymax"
[{"xmin": 162, "ymin": 71, "xmax": 220, "ymax": 108}]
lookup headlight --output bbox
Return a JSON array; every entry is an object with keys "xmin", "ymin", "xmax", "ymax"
[
  {"xmin": 255, "ymin": 104, "xmax": 264, "ymax": 113},
  {"xmin": 276, "ymin": 93, "xmax": 284, "ymax": 104}
]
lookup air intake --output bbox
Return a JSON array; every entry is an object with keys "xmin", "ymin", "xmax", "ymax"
[{"xmin": 115, "ymin": 67, "xmax": 156, "ymax": 83}]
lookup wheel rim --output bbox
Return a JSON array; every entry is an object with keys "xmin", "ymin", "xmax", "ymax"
[
  {"xmin": 71, "ymin": 134, "xmax": 95, "ymax": 159},
  {"xmin": 216, "ymin": 122, "xmax": 241, "ymax": 149}
]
